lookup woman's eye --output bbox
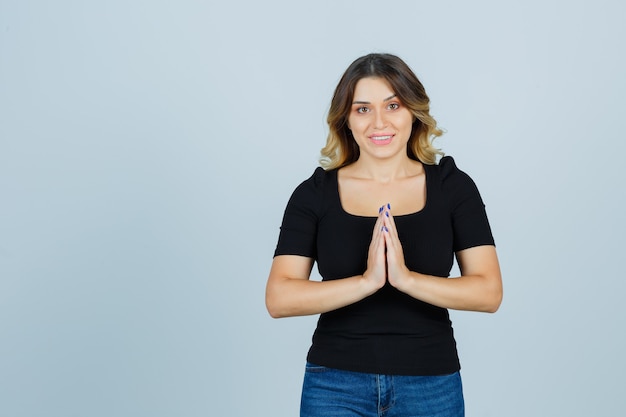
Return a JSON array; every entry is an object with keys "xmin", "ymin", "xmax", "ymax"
[
  {"xmin": 356, "ymin": 106, "xmax": 369, "ymax": 114},
  {"xmin": 388, "ymin": 103, "xmax": 400, "ymax": 110}
]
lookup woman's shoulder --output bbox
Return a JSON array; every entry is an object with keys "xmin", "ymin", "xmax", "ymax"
[
  {"xmin": 288, "ymin": 166, "xmax": 335, "ymax": 203},
  {"xmin": 301, "ymin": 166, "xmax": 335, "ymax": 188},
  {"xmin": 428, "ymin": 156, "xmax": 486, "ymax": 212},
  {"xmin": 428, "ymin": 156, "xmax": 474, "ymax": 185}
]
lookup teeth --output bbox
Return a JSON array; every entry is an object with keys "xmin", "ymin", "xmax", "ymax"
[{"xmin": 372, "ymin": 135, "xmax": 392, "ymax": 141}]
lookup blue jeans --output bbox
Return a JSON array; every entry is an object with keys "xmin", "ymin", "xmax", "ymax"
[{"xmin": 300, "ymin": 362, "xmax": 464, "ymax": 417}]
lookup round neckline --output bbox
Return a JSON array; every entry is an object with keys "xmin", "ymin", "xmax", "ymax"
[{"xmin": 333, "ymin": 165, "xmax": 430, "ymax": 219}]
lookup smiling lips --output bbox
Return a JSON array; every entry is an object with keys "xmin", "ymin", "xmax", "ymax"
[{"xmin": 369, "ymin": 134, "xmax": 394, "ymax": 145}]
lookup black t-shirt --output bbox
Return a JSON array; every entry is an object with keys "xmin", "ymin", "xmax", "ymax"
[{"xmin": 274, "ymin": 156, "xmax": 495, "ymax": 375}]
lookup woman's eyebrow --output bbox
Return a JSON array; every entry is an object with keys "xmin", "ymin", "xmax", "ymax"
[{"xmin": 352, "ymin": 94, "xmax": 397, "ymax": 105}]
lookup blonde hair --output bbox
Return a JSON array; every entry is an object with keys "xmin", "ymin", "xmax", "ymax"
[{"xmin": 320, "ymin": 53, "xmax": 443, "ymax": 170}]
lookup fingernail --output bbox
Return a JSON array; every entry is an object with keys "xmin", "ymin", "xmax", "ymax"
[
  {"xmin": 382, "ymin": 226, "xmax": 388, "ymax": 232},
  {"xmin": 379, "ymin": 206, "xmax": 383, "ymax": 214},
  {"xmin": 385, "ymin": 211, "xmax": 389, "ymax": 217},
  {"xmin": 387, "ymin": 203, "xmax": 391, "ymax": 209}
]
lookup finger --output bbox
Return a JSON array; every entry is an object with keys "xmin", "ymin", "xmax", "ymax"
[
  {"xmin": 386, "ymin": 209, "xmax": 400, "ymax": 243},
  {"xmin": 370, "ymin": 211, "xmax": 386, "ymax": 255},
  {"xmin": 381, "ymin": 205, "xmax": 397, "ymax": 243},
  {"xmin": 383, "ymin": 208, "xmax": 402, "ymax": 260},
  {"xmin": 371, "ymin": 212, "xmax": 383, "ymax": 243},
  {"xmin": 383, "ymin": 222, "xmax": 394, "ymax": 251}
]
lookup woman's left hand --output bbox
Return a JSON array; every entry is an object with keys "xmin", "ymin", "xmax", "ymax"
[
  {"xmin": 380, "ymin": 204, "xmax": 503, "ymax": 313},
  {"xmin": 381, "ymin": 205, "xmax": 411, "ymax": 290}
]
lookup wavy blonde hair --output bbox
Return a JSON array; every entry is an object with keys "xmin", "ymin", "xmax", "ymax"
[{"xmin": 320, "ymin": 53, "xmax": 443, "ymax": 170}]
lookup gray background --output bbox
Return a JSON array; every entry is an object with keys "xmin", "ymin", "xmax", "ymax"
[{"xmin": 1, "ymin": 0, "xmax": 625, "ymax": 416}]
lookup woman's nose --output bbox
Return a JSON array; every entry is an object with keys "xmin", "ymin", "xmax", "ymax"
[{"xmin": 373, "ymin": 110, "xmax": 386, "ymax": 129}]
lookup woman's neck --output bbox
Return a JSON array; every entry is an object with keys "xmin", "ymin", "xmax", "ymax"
[{"xmin": 346, "ymin": 155, "xmax": 422, "ymax": 183}]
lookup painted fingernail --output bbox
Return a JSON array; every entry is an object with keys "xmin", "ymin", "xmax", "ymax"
[
  {"xmin": 379, "ymin": 206, "xmax": 383, "ymax": 214},
  {"xmin": 387, "ymin": 203, "xmax": 391, "ymax": 209},
  {"xmin": 385, "ymin": 211, "xmax": 389, "ymax": 217},
  {"xmin": 383, "ymin": 226, "xmax": 389, "ymax": 232}
]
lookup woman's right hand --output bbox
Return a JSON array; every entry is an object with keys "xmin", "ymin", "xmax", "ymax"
[
  {"xmin": 265, "ymin": 205, "xmax": 389, "ymax": 318},
  {"xmin": 362, "ymin": 206, "xmax": 388, "ymax": 291}
]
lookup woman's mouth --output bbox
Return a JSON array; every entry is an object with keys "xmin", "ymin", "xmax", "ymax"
[{"xmin": 369, "ymin": 134, "xmax": 393, "ymax": 145}]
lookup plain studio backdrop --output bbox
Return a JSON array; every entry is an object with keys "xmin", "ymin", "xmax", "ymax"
[{"xmin": 1, "ymin": 1, "xmax": 625, "ymax": 416}]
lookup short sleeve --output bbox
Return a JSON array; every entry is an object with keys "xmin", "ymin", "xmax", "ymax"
[
  {"xmin": 273, "ymin": 168, "xmax": 325, "ymax": 258},
  {"xmin": 440, "ymin": 156, "xmax": 495, "ymax": 252}
]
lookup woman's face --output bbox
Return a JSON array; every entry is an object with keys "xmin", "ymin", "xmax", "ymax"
[{"xmin": 347, "ymin": 77, "xmax": 414, "ymax": 162}]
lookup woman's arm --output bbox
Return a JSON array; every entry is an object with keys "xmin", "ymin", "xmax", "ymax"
[
  {"xmin": 384, "ymin": 212, "xmax": 503, "ymax": 313},
  {"xmin": 265, "ymin": 255, "xmax": 378, "ymax": 318},
  {"xmin": 266, "ymin": 212, "xmax": 388, "ymax": 318},
  {"xmin": 395, "ymin": 246, "xmax": 502, "ymax": 312}
]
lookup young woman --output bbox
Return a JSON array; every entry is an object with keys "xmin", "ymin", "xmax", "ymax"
[{"xmin": 266, "ymin": 53, "xmax": 502, "ymax": 417}]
